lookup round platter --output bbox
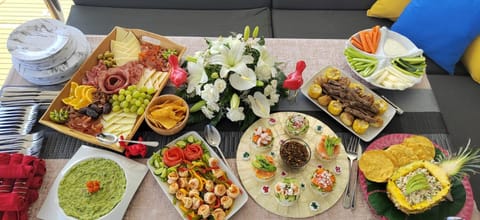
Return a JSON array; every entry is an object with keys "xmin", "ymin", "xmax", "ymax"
[
  {"xmin": 236, "ymin": 112, "xmax": 349, "ymax": 218},
  {"xmin": 345, "ymin": 27, "xmax": 424, "ymax": 90},
  {"xmin": 7, "ymin": 18, "xmax": 70, "ymax": 62},
  {"xmin": 359, "ymin": 133, "xmax": 474, "ymax": 220}
]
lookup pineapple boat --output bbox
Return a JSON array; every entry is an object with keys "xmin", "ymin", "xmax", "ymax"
[{"xmin": 359, "ymin": 136, "xmax": 480, "ymax": 214}]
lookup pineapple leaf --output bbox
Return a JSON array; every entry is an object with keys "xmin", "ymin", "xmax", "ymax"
[{"xmin": 439, "ymin": 139, "xmax": 480, "ymax": 180}]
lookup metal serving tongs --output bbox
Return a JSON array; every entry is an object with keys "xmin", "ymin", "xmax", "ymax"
[{"xmin": 381, "ymin": 95, "xmax": 404, "ymax": 115}]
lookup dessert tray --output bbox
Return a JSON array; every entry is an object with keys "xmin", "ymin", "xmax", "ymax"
[
  {"xmin": 37, "ymin": 145, "xmax": 148, "ymax": 220},
  {"xmin": 236, "ymin": 112, "xmax": 349, "ymax": 218}
]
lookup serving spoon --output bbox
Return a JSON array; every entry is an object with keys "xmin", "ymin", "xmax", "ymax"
[
  {"xmin": 204, "ymin": 124, "xmax": 231, "ymax": 170},
  {"xmin": 96, "ymin": 133, "xmax": 159, "ymax": 147}
]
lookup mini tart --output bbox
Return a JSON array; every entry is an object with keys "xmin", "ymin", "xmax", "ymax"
[
  {"xmin": 274, "ymin": 178, "xmax": 301, "ymax": 206},
  {"xmin": 315, "ymin": 135, "xmax": 341, "ymax": 161},
  {"xmin": 311, "ymin": 167, "xmax": 336, "ymax": 195},
  {"xmin": 285, "ymin": 114, "xmax": 309, "ymax": 137},
  {"xmin": 251, "ymin": 126, "xmax": 273, "ymax": 152},
  {"xmin": 252, "ymin": 155, "xmax": 276, "ymax": 182}
]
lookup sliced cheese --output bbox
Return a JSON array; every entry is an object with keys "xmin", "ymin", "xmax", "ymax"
[
  {"xmin": 116, "ymin": 57, "xmax": 139, "ymax": 66},
  {"xmin": 116, "ymin": 28, "xmax": 129, "ymax": 41}
]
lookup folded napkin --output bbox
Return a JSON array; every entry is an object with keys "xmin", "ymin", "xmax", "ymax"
[{"xmin": 0, "ymin": 153, "xmax": 46, "ymax": 220}]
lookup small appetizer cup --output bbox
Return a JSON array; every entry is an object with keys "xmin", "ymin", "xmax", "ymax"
[
  {"xmin": 314, "ymin": 135, "xmax": 341, "ymax": 161},
  {"xmin": 284, "ymin": 114, "xmax": 310, "ymax": 137},
  {"xmin": 310, "ymin": 167, "xmax": 336, "ymax": 196},
  {"xmin": 251, "ymin": 126, "xmax": 274, "ymax": 152},
  {"xmin": 273, "ymin": 177, "xmax": 301, "ymax": 206},
  {"xmin": 279, "ymin": 138, "xmax": 311, "ymax": 169},
  {"xmin": 252, "ymin": 154, "xmax": 277, "ymax": 182}
]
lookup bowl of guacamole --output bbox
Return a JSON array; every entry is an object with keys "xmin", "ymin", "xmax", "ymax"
[{"xmin": 57, "ymin": 158, "xmax": 127, "ymax": 220}]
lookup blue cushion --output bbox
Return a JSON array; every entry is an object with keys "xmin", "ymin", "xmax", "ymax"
[{"xmin": 391, "ymin": 0, "xmax": 480, "ymax": 74}]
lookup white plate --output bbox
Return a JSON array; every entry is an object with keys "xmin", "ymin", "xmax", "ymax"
[
  {"xmin": 37, "ymin": 145, "xmax": 148, "ymax": 220},
  {"xmin": 147, "ymin": 131, "xmax": 248, "ymax": 220},
  {"xmin": 13, "ymin": 26, "xmax": 90, "ymax": 85},
  {"xmin": 345, "ymin": 27, "xmax": 424, "ymax": 90},
  {"xmin": 7, "ymin": 18, "xmax": 70, "ymax": 62},
  {"xmin": 300, "ymin": 66, "xmax": 396, "ymax": 142}
]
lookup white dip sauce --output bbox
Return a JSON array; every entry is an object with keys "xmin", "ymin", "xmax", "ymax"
[{"xmin": 383, "ymin": 38, "xmax": 408, "ymax": 56}]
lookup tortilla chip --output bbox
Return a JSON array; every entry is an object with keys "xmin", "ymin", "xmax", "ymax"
[
  {"xmin": 359, "ymin": 150, "xmax": 395, "ymax": 183},
  {"xmin": 147, "ymin": 99, "xmax": 187, "ymax": 129},
  {"xmin": 384, "ymin": 144, "xmax": 418, "ymax": 168},
  {"xmin": 403, "ymin": 135, "xmax": 436, "ymax": 161}
]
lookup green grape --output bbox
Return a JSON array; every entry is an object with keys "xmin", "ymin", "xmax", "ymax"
[
  {"xmin": 135, "ymin": 100, "xmax": 142, "ymax": 106},
  {"xmin": 124, "ymin": 90, "xmax": 132, "ymax": 96},
  {"xmin": 146, "ymin": 94, "xmax": 152, "ymax": 101},
  {"xmin": 132, "ymin": 91, "xmax": 141, "ymax": 98},
  {"xmin": 143, "ymin": 99, "xmax": 150, "ymax": 105},
  {"xmin": 109, "ymin": 98, "xmax": 114, "ymax": 103},
  {"xmin": 123, "ymin": 108, "xmax": 130, "ymax": 113},
  {"xmin": 120, "ymin": 101, "xmax": 129, "ymax": 108},
  {"xmin": 112, "ymin": 94, "xmax": 119, "ymax": 101},
  {"xmin": 128, "ymin": 85, "xmax": 136, "ymax": 91},
  {"xmin": 130, "ymin": 105, "xmax": 138, "ymax": 113},
  {"xmin": 112, "ymin": 101, "xmax": 120, "ymax": 107},
  {"xmin": 130, "ymin": 99, "xmax": 136, "ymax": 105},
  {"xmin": 119, "ymin": 89, "xmax": 126, "ymax": 95},
  {"xmin": 137, "ymin": 107, "xmax": 145, "ymax": 115},
  {"xmin": 125, "ymin": 94, "xmax": 132, "ymax": 101},
  {"xmin": 140, "ymin": 87, "xmax": 148, "ymax": 93},
  {"xmin": 112, "ymin": 105, "xmax": 121, "ymax": 112},
  {"xmin": 118, "ymin": 94, "xmax": 125, "ymax": 101},
  {"xmin": 140, "ymin": 103, "xmax": 146, "ymax": 109},
  {"xmin": 139, "ymin": 93, "xmax": 146, "ymax": 99},
  {"xmin": 147, "ymin": 88, "xmax": 156, "ymax": 95}
]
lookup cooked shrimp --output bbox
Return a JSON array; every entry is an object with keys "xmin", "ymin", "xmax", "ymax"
[
  {"xmin": 168, "ymin": 182, "xmax": 179, "ymax": 194},
  {"xmin": 205, "ymin": 180, "xmax": 215, "ymax": 192},
  {"xmin": 182, "ymin": 197, "xmax": 193, "ymax": 209},
  {"xmin": 178, "ymin": 177, "xmax": 188, "ymax": 188},
  {"xmin": 189, "ymin": 189, "xmax": 200, "ymax": 197},
  {"xmin": 188, "ymin": 178, "xmax": 200, "ymax": 190},
  {"xmin": 197, "ymin": 204, "xmax": 211, "ymax": 219},
  {"xmin": 192, "ymin": 196, "xmax": 202, "ymax": 210},
  {"xmin": 204, "ymin": 192, "xmax": 217, "ymax": 204},
  {"xmin": 220, "ymin": 195, "xmax": 233, "ymax": 209},
  {"xmin": 212, "ymin": 208, "xmax": 226, "ymax": 220},
  {"xmin": 209, "ymin": 157, "xmax": 219, "ymax": 167},
  {"xmin": 227, "ymin": 184, "xmax": 240, "ymax": 198},
  {"xmin": 211, "ymin": 168, "xmax": 225, "ymax": 178},
  {"xmin": 175, "ymin": 189, "xmax": 187, "ymax": 200},
  {"xmin": 292, "ymin": 184, "xmax": 299, "ymax": 194},
  {"xmin": 178, "ymin": 168, "xmax": 189, "ymax": 177},
  {"xmin": 167, "ymin": 171, "xmax": 179, "ymax": 184},
  {"xmin": 214, "ymin": 184, "xmax": 227, "ymax": 196}
]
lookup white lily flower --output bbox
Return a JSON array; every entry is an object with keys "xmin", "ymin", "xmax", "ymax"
[
  {"xmin": 201, "ymin": 84, "xmax": 220, "ymax": 105},
  {"xmin": 255, "ymin": 47, "xmax": 277, "ymax": 80},
  {"xmin": 214, "ymin": 79, "xmax": 227, "ymax": 93},
  {"xmin": 226, "ymin": 107, "xmax": 245, "ymax": 121},
  {"xmin": 201, "ymin": 106, "xmax": 215, "ymax": 119},
  {"xmin": 229, "ymin": 64, "xmax": 257, "ymax": 91},
  {"xmin": 247, "ymin": 91, "xmax": 270, "ymax": 118},
  {"xmin": 269, "ymin": 93, "xmax": 280, "ymax": 105},
  {"xmin": 209, "ymin": 38, "xmax": 254, "ymax": 78},
  {"xmin": 186, "ymin": 56, "xmax": 208, "ymax": 94}
]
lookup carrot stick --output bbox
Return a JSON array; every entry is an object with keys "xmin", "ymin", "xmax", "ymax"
[
  {"xmin": 365, "ymin": 32, "xmax": 374, "ymax": 53},
  {"xmin": 373, "ymin": 25, "xmax": 380, "ymax": 48},
  {"xmin": 351, "ymin": 39, "xmax": 364, "ymax": 50},
  {"xmin": 359, "ymin": 31, "xmax": 370, "ymax": 53},
  {"xmin": 371, "ymin": 30, "xmax": 378, "ymax": 53},
  {"xmin": 351, "ymin": 36, "xmax": 362, "ymax": 45}
]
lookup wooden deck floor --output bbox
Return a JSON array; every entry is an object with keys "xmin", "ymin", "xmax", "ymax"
[{"xmin": 0, "ymin": 0, "xmax": 73, "ymax": 86}]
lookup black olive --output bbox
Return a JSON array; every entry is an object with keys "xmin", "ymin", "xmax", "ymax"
[
  {"xmin": 103, "ymin": 102, "xmax": 112, "ymax": 114},
  {"xmin": 89, "ymin": 103, "xmax": 103, "ymax": 114},
  {"xmin": 85, "ymin": 108, "xmax": 99, "ymax": 119},
  {"xmin": 78, "ymin": 107, "xmax": 88, "ymax": 115}
]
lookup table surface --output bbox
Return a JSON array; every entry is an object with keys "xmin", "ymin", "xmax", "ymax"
[{"xmin": 3, "ymin": 36, "xmax": 479, "ymax": 219}]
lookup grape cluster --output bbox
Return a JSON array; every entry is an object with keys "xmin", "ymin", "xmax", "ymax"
[{"xmin": 110, "ymin": 85, "xmax": 156, "ymax": 115}]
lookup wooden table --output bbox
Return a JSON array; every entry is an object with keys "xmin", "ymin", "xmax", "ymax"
[{"xmin": 3, "ymin": 36, "xmax": 478, "ymax": 219}]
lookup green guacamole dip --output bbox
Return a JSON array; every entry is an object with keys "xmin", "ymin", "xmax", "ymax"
[{"xmin": 58, "ymin": 158, "xmax": 126, "ymax": 220}]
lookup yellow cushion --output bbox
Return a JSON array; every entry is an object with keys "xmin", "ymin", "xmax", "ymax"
[
  {"xmin": 462, "ymin": 36, "xmax": 480, "ymax": 84},
  {"xmin": 367, "ymin": 0, "xmax": 411, "ymax": 21}
]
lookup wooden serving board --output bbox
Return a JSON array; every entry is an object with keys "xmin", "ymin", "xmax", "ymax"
[{"xmin": 39, "ymin": 27, "xmax": 186, "ymax": 152}]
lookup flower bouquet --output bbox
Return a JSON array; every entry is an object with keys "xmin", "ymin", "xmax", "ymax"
[{"xmin": 175, "ymin": 26, "xmax": 288, "ymax": 130}]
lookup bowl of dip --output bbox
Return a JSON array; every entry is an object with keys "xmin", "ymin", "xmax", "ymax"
[{"xmin": 345, "ymin": 26, "xmax": 425, "ymax": 90}]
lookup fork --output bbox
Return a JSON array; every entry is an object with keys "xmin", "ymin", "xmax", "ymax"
[{"xmin": 342, "ymin": 136, "xmax": 360, "ymax": 209}]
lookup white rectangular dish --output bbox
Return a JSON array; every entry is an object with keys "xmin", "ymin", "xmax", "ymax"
[
  {"xmin": 37, "ymin": 145, "xmax": 148, "ymax": 220},
  {"xmin": 300, "ymin": 65, "xmax": 396, "ymax": 142},
  {"xmin": 147, "ymin": 131, "xmax": 248, "ymax": 219}
]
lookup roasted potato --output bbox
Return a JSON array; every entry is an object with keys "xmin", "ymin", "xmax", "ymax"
[
  {"xmin": 340, "ymin": 112, "xmax": 354, "ymax": 126},
  {"xmin": 317, "ymin": 95, "xmax": 332, "ymax": 106},
  {"xmin": 352, "ymin": 119, "xmax": 369, "ymax": 134},
  {"xmin": 307, "ymin": 83, "xmax": 322, "ymax": 99},
  {"xmin": 327, "ymin": 100, "xmax": 343, "ymax": 116},
  {"xmin": 369, "ymin": 115, "xmax": 384, "ymax": 128},
  {"xmin": 373, "ymin": 99, "xmax": 388, "ymax": 115}
]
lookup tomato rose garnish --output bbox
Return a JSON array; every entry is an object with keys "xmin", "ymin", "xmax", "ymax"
[
  {"xmin": 163, "ymin": 147, "xmax": 184, "ymax": 167},
  {"xmin": 183, "ymin": 143, "xmax": 203, "ymax": 161}
]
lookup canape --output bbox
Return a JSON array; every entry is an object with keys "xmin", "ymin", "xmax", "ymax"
[
  {"xmin": 285, "ymin": 114, "xmax": 309, "ymax": 137},
  {"xmin": 310, "ymin": 167, "xmax": 336, "ymax": 196},
  {"xmin": 273, "ymin": 177, "xmax": 301, "ymax": 206},
  {"xmin": 315, "ymin": 135, "xmax": 341, "ymax": 161},
  {"xmin": 251, "ymin": 154, "xmax": 276, "ymax": 182},
  {"xmin": 251, "ymin": 126, "xmax": 274, "ymax": 152}
]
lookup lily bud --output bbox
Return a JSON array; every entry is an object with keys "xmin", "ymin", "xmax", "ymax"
[
  {"xmin": 190, "ymin": 100, "xmax": 206, "ymax": 113},
  {"xmin": 185, "ymin": 56, "xmax": 197, "ymax": 63},
  {"xmin": 211, "ymin": 72, "xmax": 219, "ymax": 79},
  {"xmin": 256, "ymin": 80, "xmax": 264, "ymax": 87},
  {"xmin": 244, "ymin": 26, "xmax": 251, "ymax": 41},
  {"xmin": 252, "ymin": 26, "xmax": 259, "ymax": 38},
  {"xmin": 230, "ymin": 93, "xmax": 240, "ymax": 109}
]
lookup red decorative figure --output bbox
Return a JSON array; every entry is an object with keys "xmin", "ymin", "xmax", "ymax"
[
  {"xmin": 168, "ymin": 55, "xmax": 188, "ymax": 87},
  {"xmin": 282, "ymin": 60, "xmax": 306, "ymax": 90},
  {"xmin": 119, "ymin": 136, "xmax": 147, "ymax": 158}
]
